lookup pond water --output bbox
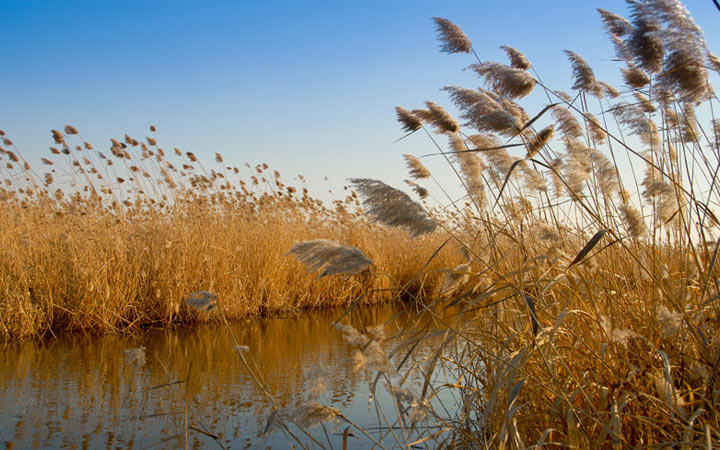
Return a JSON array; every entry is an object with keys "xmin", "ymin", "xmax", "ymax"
[{"xmin": 0, "ymin": 303, "xmax": 463, "ymax": 449}]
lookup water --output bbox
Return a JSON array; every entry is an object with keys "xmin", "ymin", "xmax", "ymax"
[{"xmin": 0, "ymin": 303, "xmax": 461, "ymax": 449}]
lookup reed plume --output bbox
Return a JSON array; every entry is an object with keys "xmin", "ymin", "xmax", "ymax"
[
  {"xmin": 500, "ymin": 45, "xmax": 531, "ymax": 70},
  {"xmin": 287, "ymin": 240, "xmax": 372, "ymax": 277},
  {"xmin": 395, "ymin": 107, "xmax": 423, "ymax": 133},
  {"xmin": 349, "ymin": 178, "xmax": 436, "ymax": 237},
  {"xmin": 621, "ymin": 64, "xmax": 651, "ymax": 88},
  {"xmin": 564, "ymin": 50, "xmax": 602, "ymax": 97},
  {"xmin": 525, "ymin": 126, "xmax": 554, "ymax": 159},
  {"xmin": 403, "ymin": 154, "xmax": 430, "ymax": 179},
  {"xmin": 432, "ymin": 17, "xmax": 472, "ymax": 54},
  {"xmin": 470, "ymin": 62, "xmax": 536, "ymax": 99},
  {"xmin": 424, "ymin": 100, "xmax": 459, "ymax": 133},
  {"xmin": 185, "ymin": 291, "xmax": 218, "ymax": 313}
]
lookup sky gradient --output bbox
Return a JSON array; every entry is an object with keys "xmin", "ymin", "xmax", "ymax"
[{"xmin": 2, "ymin": 0, "xmax": 719, "ymax": 198}]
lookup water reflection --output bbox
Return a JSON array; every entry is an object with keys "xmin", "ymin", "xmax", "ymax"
[{"xmin": 0, "ymin": 303, "xmax": 458, "ymax": 448}]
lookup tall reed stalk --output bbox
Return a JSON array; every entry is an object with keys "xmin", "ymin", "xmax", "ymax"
[{"xmin": 286, "ymin": 0, "xmax": 720, "ymax": 447}]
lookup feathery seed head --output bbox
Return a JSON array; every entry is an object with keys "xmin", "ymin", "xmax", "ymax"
[
  {"xmin": 585, "ymin": 112, "xmax": 607, "ymax": 144},
  {"xmin": 597, "ymin": 8, "xmax": 633, "ymax": 37},
  {"xmin": 500, "ymin": 45, "xmax": 531, "ymax": 70},
  {"xmin": 294, "ymin": 402, "xmax": 341, "ymax": 429},
  {"xmin": 411, "ymin": 108, "xmax": 434, "ymax": 124},
  {"xmin": 621, "ymin": 64, "xmax": 651, "ymax": 88},
  {"xmin": 51, "ymin": 130, "xmax": 65, "ymax": 146},
  {"xmin": 519, "ymin": 160, "xmax": 547, "ymax": 192},
  {"xmin": 403, "ymin": 153, "xmax": 431, "ymax": 179},
  {"xmin": 424, "ymin": 101, "xmax": 459, "ymax": 133},
  {"xmin": 613, "ymin": 103, "xmax": 660, "ymax": 148},
  {"xmin": 184, "ymin": 291, "xmax": 218, "ymax": 313},
  {"xmin": 536, "ymin": 223, "xmax": 562, "ymax": 243},
  {"xmin": 288, "ymin": 240, "xmax": 372, "ymax": 277},
  {"xmin": 634, "ymin": 92, "xmax": 657, "ymax": 113},
  {"xmin": 565, "ymin": 50, "xmax": 603, "ymax": 97},
  {"xmin": 389, "ymin": 385, "xmax": 415, "ymax": 404},
  {"xmin": 349, "ymin": 178, "xmax": 436, "ymax": 236},
  {"xmin": 708, "ymin": 52, "xmax": 720, "ymax": 72},
  {"xmin": 626, "ymin": 4, "xmax": 664, "ymax": 73},
  {"xmin": 589, "ymin": 148, "xmax": 619, "ymax": 195},
  {"xmin": 395, "ymin": 106, "xmax": 423, "ymax": 133},
  {"xmin": 659, "ymin": 48, "xmax": 711, "ymax": 103},
  {"xmin": 619, "ymin": 203, "xmax": 647, "ymax": 238},
  {"xmin": 470, "ymin": 62, "xmax": 536, "ymax": 99},
  {"xmin": 552, "ymin": 107, "xmax": 582, "ymax": 140},
  {"xmin": 656, "ymin": 305, "xmax": 682, "ymax": 337},
  {"xmin": 598, "ymin": 81, "xmax": 621, "ymax": 98},
  {"xmin": 432, "ymin": 17, "xmax": 473, "ymax": 54},
  {"xmin": 443, "ymin": 86, "xmax": 517, "ymax": 135},
  {"xmin": 525, "ymin": 125, "xmax": 555, "ymax": 158},
  {"xmin": 64, "ymin": 125, "xmax": 78, "ymax": 135},
  {"xmin": 439, "ymin": 263, "xmax": 471, "ymax": 297},
  {"xmin": 500, "ymin": 99, "xmax": 530, "ymax": 127}
]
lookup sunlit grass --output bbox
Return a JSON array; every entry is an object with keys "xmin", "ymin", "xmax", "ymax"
[
  {"xmin": 280, "ymin": 1, "xmax": 720, "ymax": 447},
  {"xmin": 2, "ymin": 0, "xmax": 720, "ymax": 447},
  {"xmin": 0, "ymin": 133, "xmax": 459, "ymax": 340}
]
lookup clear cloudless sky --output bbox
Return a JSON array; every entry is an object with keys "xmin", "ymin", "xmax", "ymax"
[{"xmin": 1, "ymin": 0, "xmax": 719, "ymax": 199}]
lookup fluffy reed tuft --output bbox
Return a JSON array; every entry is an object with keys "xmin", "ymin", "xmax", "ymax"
[
  {"xmin": 470, "ymin": 62, "xmax": 536, "ymax": 99},
  {"xmin": 500, "ymin": 45, "xmax": 531, "ymax": 70},
  {"xmin": 395, "ymin": 106, "xmax": 423, "ymax": 133},
  {"xmin": 403, "ymin": 154, "xmax": 431, "ymax": 179},
  {"xmin": 525, "ymin": 125, "xmax": 554, "ymax": 158},
  {"xmin": 185, "ymin": 291, "xmax": 218, "ymax": 313},
  {"xmin": 349, "ymin": 178, "xmax": 436, "ymax": 236},
  {"xmin": 443, "ymin": 86, "xmax": 517, "ymax": 135},
  {"xmin": 432, "ymin": 17, "xmax": 472, "ymax": 54},
  {"xmin": 621, "ymin": 64, "xmax": 651, "ymax": 88},
  {"xmin": 424, "ymin": 101, "xmax": 459, "ymax": 133},
  {"xmin": 288, "ymin": 240, "xmax": 373, "ymax": 277},
  {"xmin": 564, "ymin": 50, "xmax": 602, "ymax": 97}
]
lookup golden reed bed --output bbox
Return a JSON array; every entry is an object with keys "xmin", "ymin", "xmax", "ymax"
[{"xmin": 2, "ymin": 0, "xmax": 720, "ymax": 447}]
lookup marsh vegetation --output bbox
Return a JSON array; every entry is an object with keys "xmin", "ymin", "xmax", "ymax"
[{"xmin": 2, "ymin": 0, "xmax": 720, "ymax": 447}]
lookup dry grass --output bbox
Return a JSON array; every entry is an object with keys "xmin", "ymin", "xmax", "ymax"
[
  {"xmin": 3, "ymin": 0, "xmax": 720, "ymax": 447},
  {"xmin": 0, "ymin": 134, "xmax": 459, "ymax": 340},
  {"xmin": 278, "ymin": 1, "xmax": 720, "ymax": 447}
]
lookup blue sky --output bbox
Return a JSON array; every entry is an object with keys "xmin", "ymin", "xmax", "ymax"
[{"xmin": 1, "ymin": 0, "xmax": 719, "ymax": 198}]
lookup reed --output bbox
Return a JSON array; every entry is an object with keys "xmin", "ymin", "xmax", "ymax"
[
  {"xmin": 283, "ymin": 0, "xmax": 720, "ymax": 447},
  {"xmin": 3, "ymin": 0, "xmax": 720, "ymax": 447},
  {"xmin": 0, "ymin": 130, "xmax": 460, "ymax": 340}
]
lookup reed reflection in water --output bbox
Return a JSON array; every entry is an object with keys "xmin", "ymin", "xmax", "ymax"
[{"xmin": 0, "ymin": 303, "xmax": 457, "ymax": 448}]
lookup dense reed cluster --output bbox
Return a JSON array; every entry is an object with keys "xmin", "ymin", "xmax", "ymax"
[
  {"xmin": 0, "ymin": 127, "xmax": 461, "ymax": 340},
  {"xmin": 277, "ymin": 0, "xmax": 720, "ymax": 447},
  {"xmin": 3, "ymin": 0, "xmax": 720, "ymax": 447}
]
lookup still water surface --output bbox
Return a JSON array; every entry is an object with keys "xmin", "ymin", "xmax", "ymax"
[{"xmin": 0, "ymin": 304, "xmax": 459, "ymax": 448}]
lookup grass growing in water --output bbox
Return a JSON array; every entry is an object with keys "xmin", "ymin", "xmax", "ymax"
[
  {"xmin": 0, "ymin": 133, "xmax": 461, "ymax": 340},
  {"xmin": 1, "ymin": 0, "xmax": 719, "ymax": 447}
]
